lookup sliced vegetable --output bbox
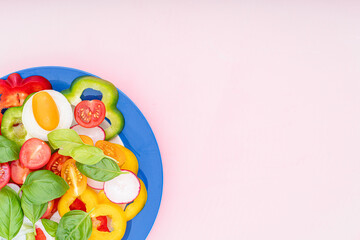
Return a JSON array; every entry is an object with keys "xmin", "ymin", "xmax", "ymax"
[
  {"xmin": 89, "ymin": 204, "xmax": 127, "ymax": 240},
  {"xmin": 76, "ymin": 157, "xmax": 122, "ymax": 182},
  {"xmin": 79, "ymin": 135, "xmax": 94, "ymax": 145},
  {"xmin": 93, "ymin": 216, "xmax": 110, "ymax": 232},
  {"xmin": 11, "ymin": 159, "xmax": 32, "ymax": 185},
  {"xmin": 0, "ymin": 186, "xmax": 24, "ymax": 240},
  {"xmin": 1, "ymin": 106, "xmax": 27, "ymax": 146},
  {"xmin": 0, "ymin": 163, "xmax": 10, "ymax": 189},
  {"xmin": 61, "ymin": 159, "xmax": 87, "ymax": 196},
  {"xmin": 45, "ymin": 151, "xmax": 71, "ymax": 176},
  {"xmin": 0, "ymin": 135, "xmax": 21, "ymax": 163},
  {"xmin": 58, "ymin": 187, "xmax": 98, "ymax": 217},
  {"xmin": 20, "ymin": 138, "xmax": 51, "ymax": 170},
  {"xmin": 125, "ymin": 179, "xmax": 148, "ymax": 221},
  {"xmin": 70, "ymin": 198, "xmax": 87, "ymax": 212},
  {"xmin": 95, "ymin": 140, "xmax": 126, "ymax": 167},
  {"xmin": 21, "ymin": 170, "xmax": 69, "ymax": 205},
  {"xmin": 117, "ymin": 144, "xmax": 139, "ymax": 174},
  {"xmin": 71, "ymin": 125, "xmax": 105, "ymax": 144},
  {"xmin": 41, "ymin": 200, "xmax": 55, "ymax": 219},
  {"xmin": 0, "ymin": 73, "xmax": 52, "ymax": 132},
  {"xmin": 87, "ymin": 178, "xmax": 104, "ymax": 190},
  {"xmin": 104, "ymin": 170, "xmax": 140, "ymax": 204},
  {"xmin": 35, "ymin": 228, "xmax": 46, "ymax": 240},
  {"xmin": 74, "ymin": 100, "xmax": 106, "ymax": 128},
  {"xmin": 56, "ymin": 210, "xmax": 93, "ymax": 240},
  {"xmin": 62, "ymin": 76, "xmax": 124, "ymax": 140}
]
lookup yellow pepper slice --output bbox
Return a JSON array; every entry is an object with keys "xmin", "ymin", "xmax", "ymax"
[
  {"xmin": 125, "ymin": 179, "xmax": 147, "ymax": 221},
  {"xmin": 58, "ymin": 186, "xmax": 98, "ymax": 217},
  {"xmin": 89, "ymin": 203, "xmax": 127, "ymax": 240}
]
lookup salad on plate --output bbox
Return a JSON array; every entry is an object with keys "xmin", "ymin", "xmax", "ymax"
[{"xmin": 0, "ymin": 73, "xmax": 147, "ymax": 240}]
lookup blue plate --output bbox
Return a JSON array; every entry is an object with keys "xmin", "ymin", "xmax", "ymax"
[{"xmin": 1, "ymin": 66, "xmax": 163, "ymax": 240}]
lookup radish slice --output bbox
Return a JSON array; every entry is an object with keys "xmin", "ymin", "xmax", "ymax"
[
  {"xmin": 71, "ymin": 125, "xmax": 105, "ymax": 143},
  {"xmin": 104, "ymin": 170, "xmax": 140, "ymax": 204},
  {"xmin": 50, "ymin": 211, "xmax": 61, "ymax": 223},
  {"xmin": 87, "ymin": 178, "xmax": 105, "ymax": 190},
  {"xmin": 7, "ymin": 183, "xmax": 21, "ymax": 194}
]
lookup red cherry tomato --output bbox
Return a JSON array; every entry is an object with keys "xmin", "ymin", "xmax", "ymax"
[
  {"xmin": 41, "ymin": 200, "xmax": 55, "ymax": 219},
  {"xmin": 45, "ymin": 151, "xmax": 71, "ymax": 176},
  {"xmin": 74, "ymin": 100, "xmax": 106, "ymax": 128},
  {"xmin": 10, "ymin": 160, "xmax": 32, "ymax": 185},
  {"xmin": 35, "ymin": 228, "xmax": 46, "ymax": 240},
  {"xmin": 0, "ymin": 163, "xmax": 10, "ymax": 189},
  {"xmin": 20, "ymin": 138, "xmax": 51, "ymax": 170}
]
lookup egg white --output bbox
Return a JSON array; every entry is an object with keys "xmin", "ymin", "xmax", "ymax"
[{"xmin": 22, "ymin": 90, "xmax": 73, "ymax": 141}]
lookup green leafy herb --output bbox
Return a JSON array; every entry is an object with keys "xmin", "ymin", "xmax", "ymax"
[
  {"xmin": 21, "ymin": 170, "xmax": 69, "ymax": 204},
  {"xmin": 21, "ymin": 195, "xmax": 48, "ymax": 233},
  {"xmin": 41, "ymin": 219, "xmax": 58, "ymax": 237},
  {"xmin": 56, "ymin": 210, "xmax": 93, "ymax": 240},
  {"xmin": 0, "ymin": 135, "xmax": 21, "ymax": 163},
  {"xmin": 48, "ymin": 129, "xmax": 113, "ymax": 165},
  {"xmin": 77, "ymin": 157, "xmax": 122, "ymax": 181},
  {"xmin": 0, "ymin": 186, "xmax": 24, "ymax": 240}
]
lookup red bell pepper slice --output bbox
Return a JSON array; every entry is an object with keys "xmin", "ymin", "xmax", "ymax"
[{"xmin": 0, "ymin": 73, "xmax": 52, "ymax": 131}]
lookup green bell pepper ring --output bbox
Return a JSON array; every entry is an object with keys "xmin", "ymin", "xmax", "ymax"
[
  {"xmin": 62, "ymin": 76, "xmax": 124, "ymax": 140},
  {"xmin": 1, "ymin": 93, "xmax": 34, "ymax": 146},
  {"xmin": 1, "ymin": 106, "xmax": 27, "ymax": 146}
]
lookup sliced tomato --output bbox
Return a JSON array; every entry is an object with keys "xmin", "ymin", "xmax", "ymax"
[
  {"xmin": 41, "ymin": 200, "xmax": 55, "ymax": 219},
  {"xmin": 95, "ymin": 141, "xmax": 126, "ymax": 167},
  {"xmin": 20, "ymin": 138, "xmax": 51, "ymax": 170},
  {"xmin": 0, "ymin": 163, "xmax": 10, "ymax": 188},
  {"xmin": 35, "ymin": 228, "xmax": 46, "ymax": 240},
  {"xmin": 74, "ymin": 100, "xmax": 106, "ymax": 128},
  {"xmin": 61, "ymin": 159, "xmax": 87, "ymax": 196},
  {"xmin": 69, "ymin": 198, "xmax": 87, "ymax": 212},
  {"xmin": 10, "ymin": 160, "xmax": 32, "ymax": 185},
  {"xmin": 46, "ymin": 151, "xmax": 71, "ymax": 176}
]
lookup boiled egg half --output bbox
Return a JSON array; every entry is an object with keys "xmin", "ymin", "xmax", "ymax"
[{"xmin": 22, "ymin": 90, "xmax": 73, "ymax": 141}]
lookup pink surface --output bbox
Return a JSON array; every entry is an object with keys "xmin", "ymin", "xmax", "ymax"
[{"xmin": 1, "ymin": 1, "xmax": 360, "ymax": 239}]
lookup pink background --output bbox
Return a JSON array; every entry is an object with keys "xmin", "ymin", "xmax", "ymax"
[{"xmin": 1, "ymin": 1, "xmax": 360, "ymax": 239}]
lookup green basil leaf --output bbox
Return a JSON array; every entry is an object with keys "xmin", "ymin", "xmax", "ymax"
[
  {"xmin": 0, "ymin": 135, "xmax": 21, "ymax": 163},
  {"xmin": 48, "ymin": 129, "xmax": 107, "ymax": 165},
  {"xmin": 48, "ymin": 129, "xmax": 83, "ymax": 155},
  {"xmin": 70, "ymin": 145, "xmax": 106, "ymax": 165},
  {"xmin": 21, "ymin": 195, "xmax": 47, "ymax": 232},
  {"xmin": 41, "ymin": 219, "xmax": 58, "ymax": 237},
  {"xmin": 22, "ymin": 170, "xmax": 69, "ymax": 204},
  {"xmin": 0, "ymin": 186, "xmax": 24, "ymax": 240},
  {"xmin": 77, "ymin": 157, "xmax": 122, "ymax": 181},
  {"xmin": 56, "ymin": 210, "xmax": 92, "ymax": 240}
]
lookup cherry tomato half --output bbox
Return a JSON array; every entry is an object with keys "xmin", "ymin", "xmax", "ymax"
[
  {"xmin": 41, "ymin": 200, "xmax": 55, "ymax": 219},
  {"xmin": 95, "ymin": 141, "xmax": 126, "ymax": 167},
  {"xmin": 10, "ymin": 160, "xmax": 32, "ymax": 185},
  {"xmin": 0, "ymin": 163, "xmax": 10, "ymax": 189},
  {"xmin": 74, "ymin": 100, "xmax": 106, "ymax": 128},
  {"xmin": 46, "ymin": 151, "xmax": 71, "ymax": 176},
  {"xmin": 61, "ymin": 159, "xmax": 87, "ymax": 197},
  {"xmin": 20, "ymin": 138, "xmax": 51, "ymax": 170}
]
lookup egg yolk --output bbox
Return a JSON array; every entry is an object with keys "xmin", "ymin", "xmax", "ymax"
[{"xmin": 32, "ymin": 92, "xmax": 60, "ymax": 131}]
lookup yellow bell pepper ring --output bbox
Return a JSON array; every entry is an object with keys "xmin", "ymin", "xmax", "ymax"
[
  {"xmin": 89, "ymin": 203, "xmax": 127, "ymax": 240},
  {"xmin": 58, "ymin": 186, "xmax": 98, "ymax": 217},
  {"xmin": 125, "ymin": 179, "xmax": 147, "ymax": 221}
]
